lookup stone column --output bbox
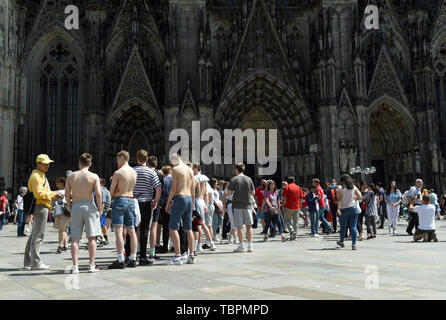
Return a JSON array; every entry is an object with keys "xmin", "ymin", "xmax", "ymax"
[{"xmin": 0, "ymin": 107, "xmax": 15, "ymax": 189}]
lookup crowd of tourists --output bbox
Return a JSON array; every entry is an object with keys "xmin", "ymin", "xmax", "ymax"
[{"xmin": 1, "ymin": 151, "xmax": 441, "ymax": 273}]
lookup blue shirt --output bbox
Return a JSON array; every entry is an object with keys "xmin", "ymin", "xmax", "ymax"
[
  {"xmin": 430, "ymin": 193, "xmax": 438, "ymax": 206},
  {"xmin": 408, "ymin": 186, "xmax": 422, "ymax": 204},
  {"xmin": 161, "ymin": 176, "xmax": 172, "ymax": 206},
  {"xmin": 306, "ymin": 192, "xmax": 319, "ymax": 212},
  {"xmin": 385, "ymin": 191, "xmax": 402, "ymax": 204}
]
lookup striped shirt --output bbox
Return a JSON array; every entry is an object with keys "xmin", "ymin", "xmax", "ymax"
[{"xmin": 133, "ymin": 165, "xmax": 161, "ymax": 202}]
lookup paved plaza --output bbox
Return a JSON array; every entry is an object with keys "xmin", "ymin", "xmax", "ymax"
[{"xmin": 1, "ymin": 219, "xmax": 446, "ymax": 300}]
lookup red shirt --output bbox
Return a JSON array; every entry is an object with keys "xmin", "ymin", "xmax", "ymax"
[
  {"xmin": 316, "ymin": 185, "xmax": 326, "ymax": 208},
  {"xmin": 301, "ymin": 192, "xmax": 308, "ymax": 208},
  {"xmin": 255, "ymin": 187, "xmax": 265, "ymax": 207},
  {"xmin": 282, "ymin": 183, "xmax": 304, "ymax": 210},
  {"xmin": 0, "ymin": 195, "xmax": 8, "ymax": 212}
]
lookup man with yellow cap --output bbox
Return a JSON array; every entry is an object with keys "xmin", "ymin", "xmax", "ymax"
[{"xmin": 23, "ymin": 154, "xmax": 63, "ymax": 270}]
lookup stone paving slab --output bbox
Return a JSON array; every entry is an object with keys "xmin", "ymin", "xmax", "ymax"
[{"xmin": 1, "ymin": 218, "xmax": 446, "ymax": 300}]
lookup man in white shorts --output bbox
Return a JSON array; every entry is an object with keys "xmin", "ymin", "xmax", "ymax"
[
  {"xmin": 65, "ymin": 153, "xmax": 103, "ymax": 274},
  {"xmin": 192, "ymin": 163, "xmax": 216, "ymax": 252},
  {"xmin": 226, "ymin": 163, "xmax": 255, "ymax": 253}
]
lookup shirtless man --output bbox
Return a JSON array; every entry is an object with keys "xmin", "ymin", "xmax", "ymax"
[
  {"xmin": 192, "ymin": 163, "xmax": 216, "ymax": 253},
  {"xmin": 164, "ymin": 154, "xmax": 196, "ymax": 265},
  {"xmin": 108, "ymin": 151, "xmax": 138, "ymax": 269},
  {"xmin": 65, "ymin": 153, "xmax": 103, "ymax": 274}
]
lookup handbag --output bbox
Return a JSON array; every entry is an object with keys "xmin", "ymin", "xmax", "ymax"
[
  {"xmin": 270, "ymin": 207, "xmax": 280, "ymax": 216},
  {"xmin": 62, "ymin": 203, "xmax": 71, "ymax": 217}
]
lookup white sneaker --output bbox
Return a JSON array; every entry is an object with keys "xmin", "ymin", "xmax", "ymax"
[
  {"xmin": 23, "ymin": 266, "xmax": 31, "ymax": 271},
  {"xmin": 227, "ymin": 233, "xmax": 232, "ymax": 243},
  {"xmin": 247, "ymin": 245, "xmax": 253, "ymax": 252},
  {"xmin": 187, "ymin": 255, "xmax": 195, "ymax": 264},
  {"xmin": 71, "ymin": 265, "xmax": 79, "ymax": 274},
  {"xmin": 88, "ymin": 264, "xmax": 98, "ymax": 273},
  {"xmin": 164, "ymin": 256, "xmax": 183, "ymax": 265},
  {"xmin": 31, "ymin": 263, "xmax": 50, "ymax": 270},
  {"xmin": 393, "ymin": 230, "xmax": 398, "ymax": 235},
  {"xmin": 233, "ymin": 245, "xmax": 246, "ymax": 253},
  {"xmin": 181, "ymin": 253, "xmax": 189, "ymax": 262},
  {"xmin": 210, "ymin": 243, "xmax": 217, "ymax": 251},
  {"xmin": 312, "ymin": 234, "xmax": 320, "ymax": 237},
  {"xmin": 198, "ymin": 246, "xmax": 204, "ymax": 253},
  {"xmin": 389, "ymin": 228, "xmax": 392, "ymax": 235},
  {"xmin": 234, "ymin": 238, "xmax": 240, "ymax": 244}
]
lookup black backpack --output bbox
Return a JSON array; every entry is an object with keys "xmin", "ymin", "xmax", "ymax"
[
  {"xmin": 23, "ymin": 191, "xmax": 35, "ymax": 216},
  {"xmin": 23, "ymin": 178, "xmax": 48, "ymax": 215}
]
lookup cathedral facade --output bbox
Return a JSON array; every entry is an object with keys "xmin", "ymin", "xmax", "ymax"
[{"xmin": 2, "ymin": 0, "xmax": 446, "ymax": 192}]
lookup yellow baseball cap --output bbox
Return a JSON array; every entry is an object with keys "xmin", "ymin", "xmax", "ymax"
[{"xmin": 36, "ymin": 154, "xmax": 55, "ymax": 164}]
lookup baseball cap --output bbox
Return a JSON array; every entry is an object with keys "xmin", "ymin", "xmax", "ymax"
[{"xmin": 36, "ymin": 154, "xmax": 54, "ymax": 164}]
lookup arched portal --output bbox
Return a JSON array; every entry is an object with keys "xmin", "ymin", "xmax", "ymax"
[
  {"xmin": 239, "ymin": 107, "xmax": 281, "ymax": 182},
  {"xmin": 105, "ymin": 98, "xmax": 164, "ymax": 171},
  {"xmin": 215, "ymin": 73, "xmax": 314, "ymax": 182},
  {"xmin": 368, "ymin": 97, "xmax": 415, "ymax": 187}
]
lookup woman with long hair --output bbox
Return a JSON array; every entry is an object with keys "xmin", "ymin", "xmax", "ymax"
[
  {"xmin": 261, "ymin": 180, "xmax": 288, "ymax": 242},
  {"xmin": 210, "ymin": 178, "xmax": 224, "ymax": 242},
  {"xmin": 362, "ymin": 182, "xmax": 378, "ymax": 239},
  {"xmin": 385, "ymin": 180, "xmax": 402, "ymax": 235},
  {"xmin": 336, "ymin": 174, "xmax": 362, "ymax": 250},
  {"xmin": 53, "ymin": 177, "xmax": 70, "ymax": 254}
]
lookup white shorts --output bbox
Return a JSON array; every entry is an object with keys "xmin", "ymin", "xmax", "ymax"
[
  {"xmin": 196, "ymin": 198, "xmax": 206, "ymax": 215},
  {"xmin": 233, "ymin": 208, "xmax": 254, "ymax": 229}
]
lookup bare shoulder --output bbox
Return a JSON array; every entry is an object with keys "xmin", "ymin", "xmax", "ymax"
[{"xmin": 89, "ymin": 171, "xmax": 100, "ymax": 180}]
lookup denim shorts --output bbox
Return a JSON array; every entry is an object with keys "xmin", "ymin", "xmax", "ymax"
[
  {"xmin": 100, "ymin": 213, "xmax": 106, "ymax": 227},
  {"xmin": 111, "ymin": 197, "xmax": 136, "ymax": 228},
  {"xmin": 169, "ymin": 196, "xmax": 193, "ymax": 231}
]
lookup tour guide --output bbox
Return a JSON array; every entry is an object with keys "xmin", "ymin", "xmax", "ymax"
[{"xmin": 24, "ymin": 154, "xmax": 63, "ymax": 270}]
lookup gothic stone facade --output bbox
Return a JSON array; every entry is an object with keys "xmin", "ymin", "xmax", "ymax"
[{"xmin": 2, "ymin": 0, "xmax": 446, "ymax": 192}]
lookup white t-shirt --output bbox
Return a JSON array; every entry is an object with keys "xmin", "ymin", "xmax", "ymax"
[
  {"xmin": 17, "ymin": 195, "xmax": 24, "ymax": 211},
  {"xmin": 339, "ymin": 186, "xmax": 359, "ymax": 210},
  {"xmin": 53, "ymin": 190, "xmax": 66, "ymax": 216},
  {"xmin": 413, "ymin": 204, "xmax": 436, "ymax": 230}
]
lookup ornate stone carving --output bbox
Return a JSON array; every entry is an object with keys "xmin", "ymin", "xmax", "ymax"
[
  {"xmin": 368, "ymin": 46, "xmax": 407, "ymax": 105},
  {"xmin": 339, "ymin": 148, "xmax": 349, "ymax": 173},
  {"xmin": 348, "ymin": 148, "xmax": 357, "ymax": 171},
  {"xmin": 114, "ymin": 46, "xmax": 159, "ymax": 110}
]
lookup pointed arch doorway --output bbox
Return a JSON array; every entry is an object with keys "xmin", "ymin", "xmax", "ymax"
[
  {"xmin": 105, "ymin": 98, "xmax": 164, "ymax": 174},
  {"xmin": 368, "ymin": 97, "xmax": 416, "ymax": 187},
  {"xmin": 240, "ymin": 107, "xmax": 281, "ymax": 184}
]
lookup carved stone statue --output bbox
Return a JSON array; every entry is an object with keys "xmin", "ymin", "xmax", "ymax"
[
  {"xmin": 339, "ymin": 148, "xmax": 348, "ymax": 173},
  {"xmin": 432, "ymin": 147, "xmax": 439, "ymax": 173},
  {"xmin": 415, "ymin": 150, "xmax": 421, "ymax": 173},
  {"xmin": 402, "ymin": 155, "xmax": 407, "ymax": 174},
  {"xmin": 310, "ymin": 153, "xmax": 316, "ymax": 175},
  {"xmin": 348, "ymin": 148, "xmax": 357, "ymax": 170},
  {"xmin": 297, "ymin": 154, "xmax": 303, "ymax": 176},
  {"xmin": 407, "ymin": 153, "xmax": 413, "ymax": 174},
  {"xmin": 304, "ymin": 153, "xmax": 311, "ymax": 176}
]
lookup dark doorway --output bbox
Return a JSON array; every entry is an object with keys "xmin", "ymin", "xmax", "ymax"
[{"xmin": 371, "ymin": 160, "xmax": 385, "ymax": 185}]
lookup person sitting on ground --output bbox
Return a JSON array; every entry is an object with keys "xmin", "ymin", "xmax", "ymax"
[{"xmin": 409, "ymin": 196, "xmax": 438, "ymax": 242}]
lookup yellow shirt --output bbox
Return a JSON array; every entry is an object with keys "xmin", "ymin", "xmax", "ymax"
[{"xmin": 28, "ymin": 169, "xmax": 56, "ymax": 210}]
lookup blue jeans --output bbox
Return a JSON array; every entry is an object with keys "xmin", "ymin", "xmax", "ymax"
[
  {"xmin": 0, "ymin": 213, "xmax": 7, "ymax": 230},
  {"xmin": 318, "ymin": 207, "xmax": 332, "ymax": 231},
  {"xmin": 169, "ymin": 196, "xmax": 193, "ymax": 231},
  {"xmin": 309, "ymin": 211, "xmax": 318, "ymax": 235},
  {"xmin": 17, "ymin": 210, "xmax": 25, "ymax": 235},
  {"xmin": 339, "ymin": 207, "xmax": 359, "ymax": 245},
  {"xmin": 263, "ymin": 211, "xmax": 284, "ymax": 234},
  {"xmin": 111, "ymin": 197, "xmax": 136, "ymax": 227},
  {"xmin": 212, "ymin": 211, "xmax": 222, "ymax": 238}
]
